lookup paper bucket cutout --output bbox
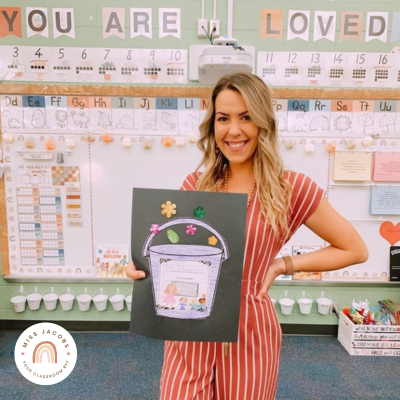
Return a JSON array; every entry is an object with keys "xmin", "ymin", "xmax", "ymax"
[
  {"xmin": 77, "ymin": 288, "xmax": 92, "ymax": 311},
  {"xmin": 279, "ymin": 291, "xmax": 294, "ymax": 315},
  {"xmin": 316, "ymin": 291, "xmax": 332, "ymax": 315},
  {"xmin": 125, "ymin": 293, "xmax": 132, "ymax": 311},
  {"xmin": 43, "ymin": 287, "xmax": 59, "ymax": 311},
  {"xmin": 297, "ymin": 291, "xmax": 313, "ymax": 315},
  {"xmin": 93, "ymin": 288, "xmax": 108, "ymax": 312},
  {"xmin": 142, "ymin": 217, "xmax": 229, "ymax": 320},
  {"xmin": 27, "ymin": 287, "xmax": 42, "ymax": 310},
  {"xmin": 11, "ymin": 286, "xmax": 26, "ymax": 313},
  {"xmin": 110, "ymin": 289, "xmax": 125, "ymax": 312}
]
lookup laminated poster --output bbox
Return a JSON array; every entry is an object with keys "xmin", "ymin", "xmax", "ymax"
[{"xmin": 129, "ymin": 188, "xmax": 247, "ymax": 342}]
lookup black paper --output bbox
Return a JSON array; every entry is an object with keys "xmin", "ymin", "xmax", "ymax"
[{"xmin": 129, "ymin": 188, "xmax": 247, "ymax": 342}]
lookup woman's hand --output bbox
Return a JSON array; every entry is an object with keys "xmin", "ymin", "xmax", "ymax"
[
  {"xmin": 125, "ymin": 261, "xmax": 146, "ymax": 281},
  {"xmin": 256, "ymin": 258, "xmax": 286, "ymax": 298}
]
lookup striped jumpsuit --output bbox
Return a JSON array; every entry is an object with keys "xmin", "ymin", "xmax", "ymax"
[{"xmin": 159, "ymin": 171, "xmax": 325, "ymax": 400}]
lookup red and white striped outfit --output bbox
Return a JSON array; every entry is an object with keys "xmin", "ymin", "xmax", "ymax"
[{"xmin": 159, "ymin": 171, "xmax": 325, "ymax": 400}]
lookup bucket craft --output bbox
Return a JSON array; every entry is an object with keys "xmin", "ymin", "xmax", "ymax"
[
  {"xmin": 316, "ymin": 291, "xmax": 333, "ymax": 315},
  {"xmin": 93, "ymin": 288, "xmax": 108, "ymax": 312},
  {"xmin": 43, "ymin": 287, "xmax": 59, "ymax": 311},
  {"xmin": 76, "ymin": 288, "xmax": 92, "ymax": 311},
  {"xmin": 59, "ymin": 288, "xmax": 75, "ymax": 311},
  {"xmin": 26, "ymin": 287, "xmax": 42, "ymax": 311},
  {"xmin": 10, "ymin": 285, "xmax": 27, "ymax": 313},
  {"xmin": 278, "ymin": 291, "xmax": 295, "ymax": 315},
  {"xmin": 142, "ymin": 217, "xmax": 229, "ymax": 320},
  {"xmin": 109, "ymin": 288, "xmax": 125, "ymax": 312},
  {"xmin": 297, "ymin": 291, "xmax": 313, "ymax": 315}
]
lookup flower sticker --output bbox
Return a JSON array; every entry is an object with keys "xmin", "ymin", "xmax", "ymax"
[
  {"xmin": 186, "ymin": 225, "xmax": 197, "ymax": 235},
  {"xmin": 193, "ymin": 206, "xmax": 205, "ymax": 219},
  {"xmin": 208, "ymin": 236, "xmax": 218, "ymax": 246},
  {"xmin": 150, "ymin": 223, "xmax": 160, "ymax": 235},
  {"xmin": 161, "ymin": 201, "xmax": 177, "ymax": 218}
]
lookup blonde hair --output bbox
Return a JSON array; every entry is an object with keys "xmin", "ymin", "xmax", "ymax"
[{"xmin": 196, "ymin": 72, "xmax": 292, "ymax": 237}]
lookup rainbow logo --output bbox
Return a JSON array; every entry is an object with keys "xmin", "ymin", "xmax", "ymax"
[{"xmin": 32, "ymin": 341, "xmax": 58, "ymax": 363}]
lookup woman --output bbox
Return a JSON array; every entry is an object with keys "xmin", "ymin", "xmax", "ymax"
[{"xmin": 126, "ymin": 72, "xmax": 368, "ymax": 400}]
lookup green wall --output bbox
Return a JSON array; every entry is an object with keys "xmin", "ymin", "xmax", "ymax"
[{"xmin": 1, "ymin": 0, "xmax": 399, "ymax": 326}]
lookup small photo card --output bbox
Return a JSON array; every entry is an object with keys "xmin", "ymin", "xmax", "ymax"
[
  {"xmin": 333, "ymin": 152, "xmax": 372, "ymax": 182},
  {"xmin": 372, "ymin": 152, "xmax": 400, "ymax": 182},
  {"xmin": 370, "ymin": 186, "xmax": 400, "ymax": 215},
  {"xmin": 292, "ymin": 245, "xmax": 322, "ymax": 281}
]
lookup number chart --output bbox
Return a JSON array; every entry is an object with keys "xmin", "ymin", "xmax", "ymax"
[
  {"xmin": 257, "ymin": 51, "xmax": 400, "ymax": 89},
  {"xmin": 0, "ymin": 46, "xmax": 188, "ymax": 84}
]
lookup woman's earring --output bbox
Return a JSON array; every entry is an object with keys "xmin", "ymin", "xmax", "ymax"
[{"xmin": 215, "ymin": 146, "xmax": 220, "ymax": 154}]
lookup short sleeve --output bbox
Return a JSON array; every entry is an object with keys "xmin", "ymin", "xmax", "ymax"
[
  {"xmin": 180, "ymin": 172, "xmax": 201, "ymax": 191},
  {"xmin": 286, "ymin": 171, "xmax": 325, "ymax": 234}
]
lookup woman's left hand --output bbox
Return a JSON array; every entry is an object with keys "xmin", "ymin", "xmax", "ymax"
[{"xmin": 256, "ymin": 258, "xmax": 286, "ymax": 299}]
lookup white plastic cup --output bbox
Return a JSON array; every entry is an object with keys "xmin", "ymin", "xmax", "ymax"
[
  {"xmin": 11, "ymin": 295, "xmax": 26, "ymax": 312},
  {"xmin": 27, "ymin": 292, "xmax": 42, "ymax": 310},
  {"xmin": 93, "ymin": 293, "xmax": 108, "ymax": 312},
  {"xmin": 77, "ymin": 293, "xmax": 92, "ymax": 311},
  {"xmin": 279, "ymin": 298, "xmax": 295, "ymax": 315},
  {"xmin": 59, "ymin": 293, "xmax": 75, "ymax": 311},
  {"xmin": 125, "ymin": 294, "xmax": 132, "ymax": 311},
  {"xmin": 317, "ymin": 297, "xmax": 332, "ymax": 315},
  {"xmin": 110, "ymin": 293, "xmax": 125, "ymax": 312}
]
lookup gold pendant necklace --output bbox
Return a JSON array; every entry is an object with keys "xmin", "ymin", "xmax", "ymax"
[{"xmin": 223, "ymin": 166, "xmax": 256, "ymax": 209}]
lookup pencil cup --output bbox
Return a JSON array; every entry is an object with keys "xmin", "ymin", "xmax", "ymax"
[
  {"xmin": 279, "ymin": 291, "xmax": 295, "ymax": 315},
  {"xmin": 11, "ymin": 285, "xmax": 26, "ymax": 313},
  {"xmin": 109, "ymin": 288, "xmax": 125, "ymax": 312},
  {"xmin": 93, "ymin": 288, "xmax": 108, "ymax": 312},
  {"xmin": 297, "ymin": 291, "xmax": 313, "ymax": 315},
  {"xmin": 77, "ymin": 288, "xmax": 92, "ymax": 311},
  {"xmin": 59, "ymin": 288, "xmax": 75, "ymax": 311},
  {"xmin": 26, "ymin": 287, "xmax": 42, "ymax": 311},
  {"xmin": 43, "ymin": 287, "xmax": 59, "ymax": 311},
  {"xmin": 316, "ymin": 291, "xmax": 332, "ymax": 315}
]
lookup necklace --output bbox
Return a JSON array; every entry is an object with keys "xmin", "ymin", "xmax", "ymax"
[{"xmin": 222, "ymin": 166, "xmax": 256, "ymax": 209}]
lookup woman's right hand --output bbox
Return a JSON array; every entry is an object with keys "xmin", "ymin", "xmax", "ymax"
[{"xmin": 126, "ymin": 261, "xmax": 146, "ymax": 281}]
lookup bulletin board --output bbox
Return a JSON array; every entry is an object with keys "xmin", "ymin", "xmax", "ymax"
[{"xmin": 1, "ymin": 83, "xmax": 400, "ymax": 283}]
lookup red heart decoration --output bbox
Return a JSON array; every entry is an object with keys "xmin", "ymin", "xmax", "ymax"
[{"xmin": 379, "ymin": 221, "xmax": 400, "ymax": 246}]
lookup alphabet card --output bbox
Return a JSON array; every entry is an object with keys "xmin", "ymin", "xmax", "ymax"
[
  {"xmin": 333, "ymin": 152, "xmax": 372, "ymax": 181},
  {"xmin": 129, "ymin": 188, "xmax": 247, "ymax": 342}
]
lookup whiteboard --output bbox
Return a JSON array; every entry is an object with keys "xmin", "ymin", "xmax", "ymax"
[{"xmin": 1, "ymin": 95, "xmax": 400, "ymax": 282}]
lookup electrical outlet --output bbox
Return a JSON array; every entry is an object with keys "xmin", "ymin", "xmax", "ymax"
[
  {"xmin": 329, "ymin": 302, "xmax": 339, "ymax": 316},
  {"xmin": 197, "ymin": 18, "xmax": 208, "ymax": 38},
  {"xmin": 209, "ymin": 19, "xmax": 220, "ymax": 38}
]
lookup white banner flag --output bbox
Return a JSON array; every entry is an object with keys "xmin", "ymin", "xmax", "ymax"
[
  {"xmin": 313, "ymin": 11, "xmax": 336, "ymax": 42},
  {"xmin": 159, "ymin": 8, "xmax": 181, "ymax": 39},
  {"xmin": 287, "ymin": 10, "xmax": 310, "ymax": 41},
  {"xmin": 26, "ymin": 7, "xmax": 49, "ymax": 38},
  {"xmin": 131, "ymin": 8, "xmax": 152, "ymax": 38},
  {"xmin": 53, "ymin": 8, "xmax": 75, "ymax": 39}
]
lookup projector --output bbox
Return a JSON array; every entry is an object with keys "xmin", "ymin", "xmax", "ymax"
[{"xmin": 198, "ymin": 38, "xmax": 253, "ymax": 84}]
